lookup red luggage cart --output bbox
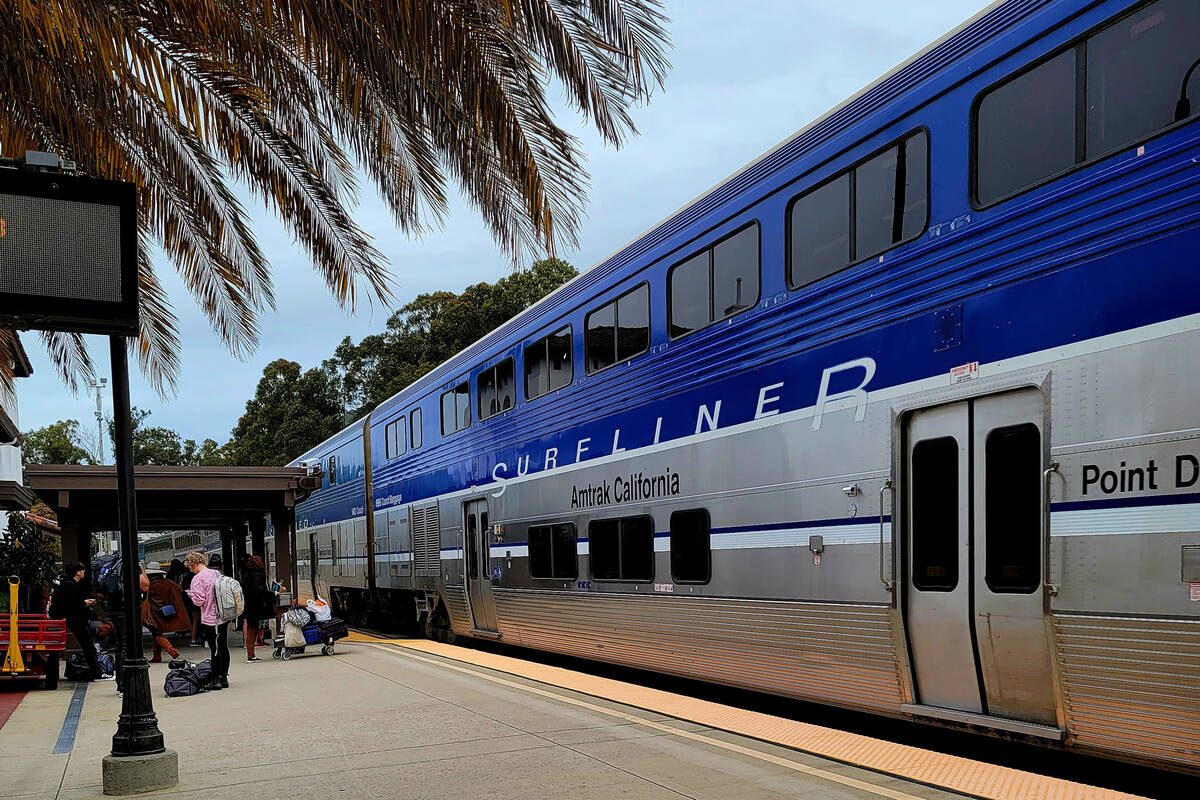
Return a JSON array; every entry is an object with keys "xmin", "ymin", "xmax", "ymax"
[{"xmin": 1, "ymin": 578, "xmax": 67, "ymax": 690}]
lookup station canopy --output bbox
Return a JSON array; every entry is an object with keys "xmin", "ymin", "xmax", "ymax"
[{"xmin": 25, "ymin": 465, "xmax": 311, "ymax": 531}]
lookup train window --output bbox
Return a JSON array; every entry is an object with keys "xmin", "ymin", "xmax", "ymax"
[
  {"xmin": 585, "ymin": 283, "xmax": 649, "ymax": 374},
  {"xmin": 328, "ymin": 456, "xmax": 337, "ymax": 485},
  {"xmin": 976, "ymin": 50, "xmax": 1076, "ymax": 206},
  {"xmin": 1086, "ymin": 0, "xmax": 1200, "ymax": 159},
  {"xmin": 668, "ymin": 252, "xmax": 709, "ymax": 338},
  {"xmin": 788, "ymin": 130, "xmax": 926, "ymax": 290},
  {"xmin": 910, "ymin": 437, "xmax": 958, "ymax": 591},
  {"xmin": 440, "ymin": 381, "xmax": 471, "ymax": 436},
  {"xmin": 985, "ymin": 424, "xmax": 1041, "ymax": 593},
  {"xmin": 589, "ymin": 515, "xmax": 654, "ymax": 581},
  {"xmin": 410, "ymin": 408, "xmax": 422, "ymax": 450},
  {"xmin": 855, "ymin": 148, "xmax": 899, "ymax": 259},
  {"xmin": 385, "ymin": 419, "xmax": 406, "ymax": 459},
  {"xmin": 616, "ymin": 284, "xmax": 650, "ymax": 361},
  {"xmin": 669, "ymin": 224, "xmax": 760, "ymax": 339},
  {"xmin": 525, "ymin": 325, "xmax": 573, "ymax": 400},
  {"xmin": 900, "ymin": 133, "xmax": 929, "ymax": 242},
  {"xmin": 974, "ymin": 1, "xmax": 1200, "ymax": 206},
  {"xmin": 670, "ymin": 508, "xmax": 711, "ymax": 584},
  {"xmin": 788, "ymin": 173, "xmax": 849, "ymax": 288},
  {"xmin": 478, "ymin": 358, "xmax": 515, "ymax": 421},
  {"xmin": 528, "ymin": 523, "xmax": 578, "ymax": 580}
]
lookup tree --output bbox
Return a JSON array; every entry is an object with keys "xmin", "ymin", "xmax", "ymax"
[
  {"xmin": 0, "ymin": 510, "xmax": 61, "ymax": 613},
  {"xmin": 0, "ymin": 2, "xmax": 669, "ymax": 396},
  {"xmin": 225, "ymin": 360, "xmax": 345, "ymax": 467},
  {"xmin": 105, "ymin": 406, "xmax": 231, "ymax": 466},
  {"xmin": 20, "ymin": 420, "xmax": 95, "ymax": 466},
  {"xmin": 339, "ymin": 257, "xmax": 579, "ymax": 417}
]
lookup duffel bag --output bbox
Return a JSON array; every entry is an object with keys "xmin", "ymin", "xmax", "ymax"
[
  {"xmin": 164, "ymin": 668, "xmax": 203, "ymax": 697},
  {"xmin": 97, "ymin": 653, "xmax": 116, "ymax": 675},
  {"xmin": 192, "ymin": 659, "xmax": 214, "ymax": 686},
  {"xmin": 167, "ymin": 657, "xmax": 191, "ymax": 670},
  {"xmin": 64, "ymin": 653, "xmax": 91, "ymax": 681}
]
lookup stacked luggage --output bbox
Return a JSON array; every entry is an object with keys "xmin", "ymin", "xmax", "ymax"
[{"xmin": 273, "ymin": 606, "xmax": 348, "ymax": 660}]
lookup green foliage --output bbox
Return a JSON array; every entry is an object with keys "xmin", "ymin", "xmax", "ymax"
[
  {"xmin": 338, "ymin": 258, "xmax": 578, "ymax": 418},
  {"xmin": 105, "ymin": 407, "xmax": 231, "ymax": 466},
  {"xmin": 225, "ymin": 257, "xmax": 578, "ymax": 465},
  {"xmin": 20, "ymin": 419, "xmax": 95, "ymax": 466},
  {"xmin": 225, "ymin": 360, "xmax": 346, "ymax": 467},
  {"xmin": 0, "ymin": 513, "xmax": 61, "ymax": 613}
]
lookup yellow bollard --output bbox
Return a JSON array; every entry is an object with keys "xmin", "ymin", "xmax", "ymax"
[{"xmin": 2, "ymin": 576, "xmax": 24, "ymax": 674}]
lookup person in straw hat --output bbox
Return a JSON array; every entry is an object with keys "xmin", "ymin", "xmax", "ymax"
[{"xmin": 141, "ymin": 561, "xmax": 192, "ymax": 662}]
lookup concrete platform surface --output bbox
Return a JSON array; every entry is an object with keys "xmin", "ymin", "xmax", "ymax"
[{"xmin": 0, "ymin": 638, "xmax": 974, "ymax": 800}]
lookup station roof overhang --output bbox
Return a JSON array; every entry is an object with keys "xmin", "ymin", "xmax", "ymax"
[{"xmin": 25, "ymin": 465, "xmax": 311, "ymax": 531}]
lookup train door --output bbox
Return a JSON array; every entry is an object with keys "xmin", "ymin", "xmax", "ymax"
[
  {"xmin": 463, "ymin": 499, "xmax": 499, "ymax": 633},
  {"xmin": 903, "ymin": 389, "xmax": 1060, "ymax": 732}
]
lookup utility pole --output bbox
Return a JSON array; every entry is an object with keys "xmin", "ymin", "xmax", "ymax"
[{"xmin": 90, "ymin": 377, "xmax": 107, "ymax": 464}]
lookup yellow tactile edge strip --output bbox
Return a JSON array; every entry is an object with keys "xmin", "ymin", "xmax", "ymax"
[{"xmin": 346, "ymin": 633, "xmax": 1148, "ymax": 800}]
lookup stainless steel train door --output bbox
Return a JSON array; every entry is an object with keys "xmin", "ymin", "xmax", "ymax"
[
  {"xmin": 463, "ymin": 499, "xmax": 499, "ymax": 633},
  {"xmin": 903, "ymin": 389, "xmax": 1058, "ymax": 729}
]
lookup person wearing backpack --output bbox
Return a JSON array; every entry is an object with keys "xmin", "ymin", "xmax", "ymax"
[
  {"xmin": 94, "ymin": 554, "xmax": 149, "ymax": 695},
  {"xmin": 239, "ymin": 555, "xmax": 272, "ymax": 662},
  {"xmin": 184, "ymin": 551, "xmax": 230, "ymax": 690}
]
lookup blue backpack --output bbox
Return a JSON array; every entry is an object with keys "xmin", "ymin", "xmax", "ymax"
[{"xmin": 93, "ymin": 553, "xmax": 123, "ymax": 597}]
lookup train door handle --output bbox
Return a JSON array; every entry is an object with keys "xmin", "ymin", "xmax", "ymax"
[
  {"xmin": 879, "ymin": 479, "xmax": 894, "ymax": 591},
  {"xmin": 1042, "ymin": 460, "xmax": 1060, "ymax": 597}
]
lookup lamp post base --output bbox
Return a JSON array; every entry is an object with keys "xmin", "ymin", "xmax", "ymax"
[{"xmin": 101, "ymin": 749, "xmax": 178, "ymax": 796}]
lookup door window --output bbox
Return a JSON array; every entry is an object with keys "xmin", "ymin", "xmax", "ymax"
[
  {"xmin": 911, "ymin": 437, "xmax": 959, "ymax": 591},
  {"xmin": 466, "ymin": 513, "xmax": 478, "ymax": 580},
  {"xmin": 984, "ymin": 424, "xmax": 1042, "ymax": 593}
]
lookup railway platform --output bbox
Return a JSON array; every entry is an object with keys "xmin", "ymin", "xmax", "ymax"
[{"xmin": 0, "ymin": 634, "xmax": 1163, "ymax": 799}]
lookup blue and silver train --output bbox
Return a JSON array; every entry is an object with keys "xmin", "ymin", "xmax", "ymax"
[{"xmin": 288, "ymin": 0, "xmax": 1200, "ymax": 772}]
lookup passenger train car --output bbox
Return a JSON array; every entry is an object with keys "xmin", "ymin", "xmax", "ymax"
[{"xmin": 291, "ymin": 0, "xmax": 1200, "ymax": 772}]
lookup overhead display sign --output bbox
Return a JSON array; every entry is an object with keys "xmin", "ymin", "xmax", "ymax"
[{"xmin": 0, "ymin": 168, "xmax": 138, "ymax": 335}]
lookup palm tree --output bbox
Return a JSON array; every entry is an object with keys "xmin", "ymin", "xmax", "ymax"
[{"xmin": 0, "ymin": 0, "xmax": 669, "ymax": 393}]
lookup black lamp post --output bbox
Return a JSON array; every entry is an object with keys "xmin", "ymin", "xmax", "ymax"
[{"xmin": 108, "ymin": 335, "xmax": 166, "ymax": 757}]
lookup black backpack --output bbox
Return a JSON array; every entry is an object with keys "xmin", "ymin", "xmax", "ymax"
[
  {"xmin": 64, "ymin": 653, "xmax": 91, "ymax": 681},
  {"xmin": 164, "ymin": 668, "xmax": 204, "ymax": 697}
]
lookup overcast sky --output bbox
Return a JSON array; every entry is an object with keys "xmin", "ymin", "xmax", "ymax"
[{"xmin": 15, "ymin": 0, "xmax": 993, "ymax": 450}]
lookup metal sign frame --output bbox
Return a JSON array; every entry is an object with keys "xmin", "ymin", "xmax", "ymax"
[{"xmin": 0, "ymin": 169, "xmax": 138, "ymax": 336}]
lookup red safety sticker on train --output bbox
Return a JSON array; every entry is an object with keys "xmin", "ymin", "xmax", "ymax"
[
  {"xmin": 950, "ymin": 362, "xmax": 979, "ymax": 384},
  {"xmin": 1190, "ymin": 582, "xmax": 1200, "ymax": 602}
]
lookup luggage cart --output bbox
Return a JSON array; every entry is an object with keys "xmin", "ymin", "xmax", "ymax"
[
  {"xmin": 1, "ymin": 577, "xmax": 67, "ymax": 689},
  {"xmin": 273, "ymin": 614, "xmax": 348, "ymax": 660}
]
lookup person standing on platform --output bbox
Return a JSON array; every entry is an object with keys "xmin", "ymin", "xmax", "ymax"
[
  {"xmin": 184, "ymin": 551, "xmax": 229, "ymax": 690},
  {"xmin": 141, "ymin": 562, "xmax": 191, "ymax": 662},
  {"xmin": 94, "ymin": 557, "xmax": 149, "ymax": 694},
  {"xmin": 49, "ymin": 562, "xmax": 112, "ymax": 681},
  {"xmin": 239, "ymin": 555, "xmax": 271, "ymax": 663}
]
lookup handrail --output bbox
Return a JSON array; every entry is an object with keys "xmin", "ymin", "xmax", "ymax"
[
  {"xmin": 879, "ymin": 479, "xmax": 894, "ymax": 591},
  {"xmin": 1042, "ymin": 460, "xmax": 1060, "ymax": 596}
]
